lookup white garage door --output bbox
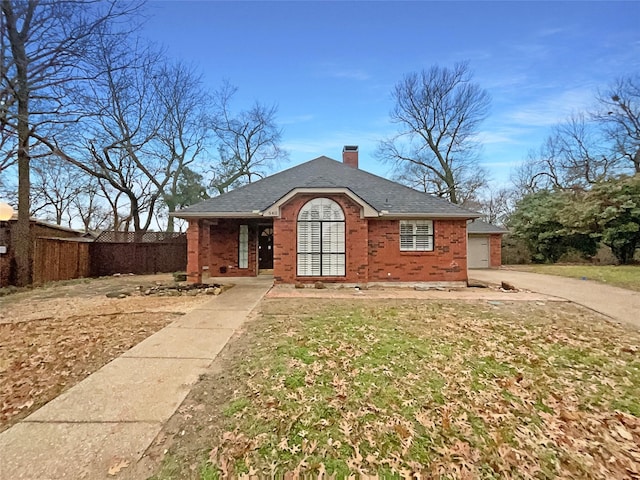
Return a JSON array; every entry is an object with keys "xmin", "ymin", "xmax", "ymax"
[{"xmin": 468, "ymin": 236, "xmax": 489, "ymax": 269}]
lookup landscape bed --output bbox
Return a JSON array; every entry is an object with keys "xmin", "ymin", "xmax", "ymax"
[{"xmin": 151, "ymin": 298, "xmax": 640, "ymax": 479}]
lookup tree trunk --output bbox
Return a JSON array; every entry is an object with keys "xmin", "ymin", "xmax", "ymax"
[
  {"xmin": 15, "ymin": 117, "xmax": 31, "ymax": 286},
  {"xmin": 10, "ymin": 10, "xmax": 32, "ymax": 286},
  {"xmin": 3, "ymin": 0, "xmax": 34, "ymax": 286},
  {"xmin": 166, "ymin": 204, "xmax": 175, "ymax": 233}
]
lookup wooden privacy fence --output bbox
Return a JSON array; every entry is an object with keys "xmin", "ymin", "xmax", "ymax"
[
  {"xmin": 89, "ymin": 241, "xmax": 187, "ymax": 277},
  {"xmin": 31, "ymin": 235, "xmax": 187, "ymax": 284},
  {"xmin": 33, "ymin": 237, "xmax": 91, "ymax": 284}
]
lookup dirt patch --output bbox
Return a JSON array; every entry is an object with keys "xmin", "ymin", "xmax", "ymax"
[{"xmin": 0, "ymin": 274, "xmax": 216, "ymax": 432}]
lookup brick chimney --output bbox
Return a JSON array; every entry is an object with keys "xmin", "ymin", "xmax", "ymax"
[{"xmin": 342, "ymin": 145, "xmax": 359, "ymax": 168}]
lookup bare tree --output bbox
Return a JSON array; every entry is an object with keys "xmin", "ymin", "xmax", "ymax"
[
  {"xmin": 0, "ymin": 0, "xmax": 140, "ymax": 285},
  {"xmin": 514, "ymin": 77, "xmax": 638, "ymax": 194},
  {"xmin": 393, "ymin": 160, "xmax": 487, "ymax": 207},
  {"xmin": 553, "ymin": 115, "xmax": 618, "ymax": 185},
  {"xmin": 69, "ymin": 178, "xmax": 112, "ymax": 233},
  {"xmin": 511, "ymin": 149, "xmax": 552, "ymax": 195},
  {"xmin": 0, "ymin": 163, "xmax": 15, "ymax": 204},
  {"xmin": 30, "ymin": 35, "xmax": 213, "ymax": 236},
  {"xmin": 515, "ymin": 114, "xmax": 618, "ymax": 192},
  {"xmin": 153, "ymin": 62, "xmax": 210, "ymax": 232},
  {"xmin": 465, "ymin": 187, "xmax": 515, "ymax": 226},
  {"xmin": 378, "ymin": 62, "xmax": 491, "ymax": 204},
  {"xmin": 59, "ymin": 32, "xmax": 168, "ymax": 235},
  {"xmin": 50, "ymin": 43, "xmax": 213, "ymax": 234},
  {"xmin": 0, "ymin": 11, "xmax": 17, "ymax": 173},
  {"xmin": 596, "ymin": 75, "xmax": 640, "ymax": 173},
  {"xmin": 210, "ymin": 81, "xmax": 288, "ymax": 194},
  {"xmin": 30, "ymin": 155, "xmax": 86, "ymax": 225}
]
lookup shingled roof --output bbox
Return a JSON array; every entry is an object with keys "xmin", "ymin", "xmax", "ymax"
[
  {"xmin": 175, "ymin": 156, "xmax": 479, "ymax": 219},
  {"xmin": 467, "ymin": 219, "xmax": 509, "ymax": 234}
]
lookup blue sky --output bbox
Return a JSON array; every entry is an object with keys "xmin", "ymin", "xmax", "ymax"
[{"xmin": 142, "ymin": 1, "xmax": 640, "ymax": 189}]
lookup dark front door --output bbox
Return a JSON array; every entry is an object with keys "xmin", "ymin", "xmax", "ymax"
[{"xmin": 258, "ymin": 226, "xmax": 274, "ymax": 270}]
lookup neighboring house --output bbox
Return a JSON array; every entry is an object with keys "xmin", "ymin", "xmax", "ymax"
[
  {"xmin": 467, "ymin": 219, "xmax": 508, "ymax": 269},
  {"xmin": 175, "ymin": 146, "xmax": 490, "ymax": 285}
]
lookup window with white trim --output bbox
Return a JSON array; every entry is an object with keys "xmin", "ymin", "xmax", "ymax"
[
  {"xmin": 297, "ymin": 198, "xmax": 345, "ymax": 276},
  {"xmin": 238, "ymin": 224, "xmax": 249, "ymax": 268},
  {"xmin": 400, "ymin": 220, "xmax": 434, "ymax": 251}
]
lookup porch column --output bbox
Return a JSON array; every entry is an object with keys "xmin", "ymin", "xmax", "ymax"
[
  {"xmin": 201, "ymin": 220, "xmax": 211, "ymax": 279},
  {"xmin": 186, "ymin": 219, "xmax": 203, "ymax": 283}
]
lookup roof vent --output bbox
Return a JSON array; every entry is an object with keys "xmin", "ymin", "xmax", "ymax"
[{"xmin": 342, "ymin": 145, "xmax": 358, "ymax": 169}]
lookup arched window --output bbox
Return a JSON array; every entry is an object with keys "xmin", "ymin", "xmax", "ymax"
[{"xmin": 297, "ymin": 198, "xmax": 345, "ymax": 276}]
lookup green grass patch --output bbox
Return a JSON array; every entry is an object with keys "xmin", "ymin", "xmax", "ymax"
[
  {"xmin": 222, "ymin": 397, "xmax": 250, "ymax": 417},
  {"xmin": 514, "ymin": 264, "xmax": 640, "ymax": 291},
  {"xmin": 154, "ymin": 299, "xmax": 640, "ymax": 479}
]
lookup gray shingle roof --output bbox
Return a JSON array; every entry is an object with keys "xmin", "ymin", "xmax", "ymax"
[
  {"xmin": 467, "ymin": 219, "xmax": 509, "ymax": 234},
  {"xmin": 175, "ymin": 156, "xmax": 479, "ymax": 218}
]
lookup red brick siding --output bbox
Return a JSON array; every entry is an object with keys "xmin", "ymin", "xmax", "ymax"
[
  {"xmin": 489, "ymin": 233, "xmax": 502, "ymax": 268},
  {"xmin": 368, "ymin": 219, "xmax": 468, "ymax": 282},
  {"xmin": 273, "ymin": 194, "xmax": 369, "ymax": 284},
  {"xmin": 186, "ymin": 196, "xmax": 470, "ymax": 284},
  {"xmin": 207, "ymin": 219, "xmax": 259, "ymax": 277},
  {"xmin": 343, "ymin": 150, "xmax": 358, "ymax": 168},
  {"xmin": 186, "ymin": 220, "xmax": 203, "ymax": 283},
  {"xmin": 187, "ymin": 219, "xmax": 260, "ymax": 281}
]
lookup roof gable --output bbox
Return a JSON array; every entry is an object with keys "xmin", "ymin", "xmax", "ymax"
[{"xmin": 175, "ymin": 156, "xmax": 479, "ymax": 219}]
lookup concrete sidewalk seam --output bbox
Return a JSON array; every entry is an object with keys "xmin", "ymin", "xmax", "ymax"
[
  {"xmin": 121, "ymin": 355, "xmax": 217, "ymax": 360},
  {"xmin": 165, "ymin": 326, "xmax": 237, "ymax": 331},
  {"xmin": 22, "ymin": 420, "xmax": 161, "ymax": 425}
]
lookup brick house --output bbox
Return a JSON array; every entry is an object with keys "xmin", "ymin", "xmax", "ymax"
[{"xmin": 175, "ymin": 146, "xmax": 495, "ymax": 285}]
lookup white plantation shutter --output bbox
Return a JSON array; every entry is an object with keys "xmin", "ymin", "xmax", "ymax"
[
  {"xmin": 297, "ymin": 198, "xmax": 345, "ymax": 276},
  {"xmin": 323, "ymin": 222, "xmax": 345, "ymax": 252},
  {"xmin": 415, "ymin": 221, "xmax": 433, "ymax": 250},
  {"xmin": 322, "ymin": 254, "xmax": 345, "ymax": 276},
  {"xmin": 400, "ymin": 222, "xmax": 415, "ymax": 250},
  {"xmin": 400, "ymin": 220, "xmax": 434, "ymax": 251}
]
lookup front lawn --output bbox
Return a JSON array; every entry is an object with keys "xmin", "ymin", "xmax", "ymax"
[
  {"xmin": 510, "ymin": 264, "xmax": 640, "ymax": 292},
  {"xmin": 152, "ymin": 299, "xmax": 640, "ymax": 479}
]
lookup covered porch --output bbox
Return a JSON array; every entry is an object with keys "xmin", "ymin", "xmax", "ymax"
[{"xmin": 186, "ymin": 217, "xmax": 274, "ymax": 283}]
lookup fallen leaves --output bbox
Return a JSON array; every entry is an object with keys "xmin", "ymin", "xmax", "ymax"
[
  {"xmin": 0, "ymin": 276, "xmax": 208, "ymax": 432},
  {"xmin": 153, "ymin": 298, "xmax": 640, "ymax": 479},
  {"xmin": 107, "ymin": 458, "xmax": 129, "ymax": 476}
]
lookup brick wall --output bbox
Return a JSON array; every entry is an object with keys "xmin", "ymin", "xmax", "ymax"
[
  {"xmin": 186, "ymin": 220, "xmax": 204, "ymax": 283},
  {"xmin": 489, "ymin": 234, "xmax": 502, "ymax": 268},
  {"xmin": 206, "ymin": 219, "xmax": 258, "ymax": 278},
  {"xmin": 186, "ymin": 197, "xmax": 470, "ymax": 284},
  {"xmin": 187, "ymin": 219, "xmax": 261, "ymax": 281},
  {"xmin": 368, "ymin": 218, "xmax": 468, "ymax": 282},
  {"xmin": 274, "ymin": 194, "xmax": 369, "ymax": 284}
]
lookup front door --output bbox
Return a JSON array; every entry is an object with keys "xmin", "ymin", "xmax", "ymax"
[{"xmin": 258, "ymin": 226, "xmax": 274, "ymax": 270}]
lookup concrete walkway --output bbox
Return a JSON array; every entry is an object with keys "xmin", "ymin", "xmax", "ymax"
[
  {"xmin": 469, "ymin": 269, "xmax": 640, "ymax": 329},
  {"xmin": 0, "ymin": 276, "xmax": 273, "ymax": 480}
]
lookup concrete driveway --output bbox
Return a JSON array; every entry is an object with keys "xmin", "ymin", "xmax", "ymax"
[{"xmin": 469, "ymin": 269, "xmax": 640, "ymax": 329}]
